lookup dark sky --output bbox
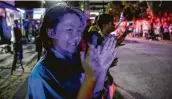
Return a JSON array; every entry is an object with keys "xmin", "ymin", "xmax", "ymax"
[
  {"xmin": 15, "ymin": 1, "xmax": 42, "ymax": 9},
  {"xmin": 15, "ymin": 1, "xmax": 80, "ymax": 9},
  {"xmin": 14, "ymin": 1, "xmax": 172, "ymax": 11}
]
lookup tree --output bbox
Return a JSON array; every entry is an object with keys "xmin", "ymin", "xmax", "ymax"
[
  {"xmin": 105, "ymin": 1, "xmax": 123, "ymax": 21},
  {"xmin": 105, "ymin": 1, "xmax": 149, "ymax": 21}
]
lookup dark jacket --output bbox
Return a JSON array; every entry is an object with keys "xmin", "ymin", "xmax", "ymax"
[{"xmin": 13, "ymin": 27, "xmax": 23, "ymax": 59}]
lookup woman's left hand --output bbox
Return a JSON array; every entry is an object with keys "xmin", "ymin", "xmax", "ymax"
[
  {"xmin": 80, "ymin": 36, "xmax": 118, "ymax": 78},
  {"xmin": 95, "ymin": 36, "xmax": 118, "ymax": 71}
]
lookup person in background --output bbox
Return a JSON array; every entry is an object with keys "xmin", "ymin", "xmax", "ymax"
[
  {"xmin": 79, "ymin": 19, "xmax": 92, "ymax": 53},
  {"xmin": 28, "ymin": 4, "xmax": 117, "ymax": 99},
  {"xmin": 163, "ymin": 22, "xmax": 170, "ymax": 40},
  {"xmin": 35, "ymin": 34, "xmax": 42, "ymax": 61},
  {"xmin": 169, "ymin": 24, "xmax": 172, "ymax": 41},
  {"xmin": 83, "ymin": 13, "xmax": 130, "ymax": 99},
  {"xmin": 11, "ymin": 20, "xmax": 24, "ymax": 75}
]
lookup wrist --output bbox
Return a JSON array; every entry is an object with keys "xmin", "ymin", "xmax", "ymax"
[
  {"xmin": 100, "ymin": 66, "xmax": 110, "ymax": 72},
  {"xmin": 96, "ymin": 69, "xmax": 107, "ymax": 79},
  {"xmin": 85, "ymin": 74, "xmax": 97, "ymax": 81}
]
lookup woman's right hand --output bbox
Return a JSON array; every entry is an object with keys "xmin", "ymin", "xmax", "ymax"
[
  {"xmin": 80, "ymin": 45, "xmax": 102, "ymax": 79},
  {"xmin": 78, "ymin": 47, "xmax": 101, "ymax": 99},
  {"xmin": 97, "ymin": 36, "xmax": 117, "ymax": 70}
]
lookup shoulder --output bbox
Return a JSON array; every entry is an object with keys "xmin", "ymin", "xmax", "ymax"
[
  {"xmin": 29, "ymin": 57, "xmax": 49, "ymax": 79},
  {"xmin": 89, "ymin": 25, "xmax": 99, "ymax": 32},
  {"xmin": 88, "ymin": 30, "xmax": 101, "ymax": 39},
  {"xmin": 28, "ymin": 59, "xmax": 64, "ymax": 99}
]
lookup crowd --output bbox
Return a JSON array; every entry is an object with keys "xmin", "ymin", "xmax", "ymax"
[{"xmin": 129, "ymin": 11, "xmax": 172, "ymax": 41}]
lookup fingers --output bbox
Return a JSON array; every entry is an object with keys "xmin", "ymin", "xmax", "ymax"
[
  {"xmin": 80, "ymin": 51, "xmax": 85, "ymax": 62},
  {"xmin": 110, "ymin": 58, "xmax": 118, "ymax": 68},
  {"xmin": 85, "ymin": 47, "xmax": 91, "ymax": 64},
  {"xmin": 116, "ymin": 43, "xmax": 125, "ymax": 48},
  {"xmin": 114, "ymin": 58, "xmax": 118, "ymax": 62},
  {"xmin": 103, "ymin": 37, "xmax": 110, "ymax": 50},
  {"xmin": 103, "ymin": 36, "xmax": 115, "ymax": 50},
  {"xmin": 113, "ymin": 58, "xmax": 118, "ymax": 65},
  {"xmin": 111, "ymin": 39, "xmax": 116, "ymax": 52},
  {"xmin": 102, "ymin": 36, "xmax": 118, "ymax": 58},
  {"xmin": 86, "ymin": 44, "xmax": 97, "ymax": 63},
  {"xmin": 97, "ymin": 45, "xmax": 101, "ymax": 55},
  {"xmin": 108, "ymin": 37, "xmax": 114, "ymax": 50},
  {"xmin": 89, "ymin": 44, "xmax": 96, "ymax": 57},
  {"xmin": 112, "ymin": 48, "xmax": 117, "ymax": 57}
]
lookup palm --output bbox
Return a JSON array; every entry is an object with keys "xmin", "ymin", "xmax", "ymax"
[
  {"xmin": 96, "ymin": 37, "xmax": 117, "ymax": 70},
  {"xmin": 80, "ymin": 36, "xmax": 117, "ymax": 77}
]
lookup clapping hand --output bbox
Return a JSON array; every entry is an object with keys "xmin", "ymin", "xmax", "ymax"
[
  {"xmin": 97, "ymin": 36, "xmax": 118, "ymax": 70},
  {"xmin": 80, "ymin": 36, "xmax": 118, "ymax": 78}
]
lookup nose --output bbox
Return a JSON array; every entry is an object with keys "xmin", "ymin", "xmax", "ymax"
[
  {"xmin": 73, "ymin": 36, "xmax": 81, "ymax": 42},
  {"xmin": 72, "ymin": 31, "xmax": 81, "ymax": 40}
]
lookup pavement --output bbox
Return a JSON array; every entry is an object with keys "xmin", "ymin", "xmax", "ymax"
[
  {"xmin": 126, "ymin": 37, "xmax": 172, "ymax": 45},
  {"xmin": 0, "ymin": 44, "xmax": 37, "ymax": 99},
  {"xmin": 110, "ymin": 37, "xmax": 172, "ymax": 99}
]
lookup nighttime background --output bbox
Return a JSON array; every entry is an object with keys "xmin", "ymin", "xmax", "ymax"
[{"xmin": 0, "ymin": 1, "xmax": 172, "ymax": 99}]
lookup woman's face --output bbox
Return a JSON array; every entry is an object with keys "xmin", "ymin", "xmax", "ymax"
[{"xmin": 52, "ymin": 13, "xmax": 83, "ymax": 54}]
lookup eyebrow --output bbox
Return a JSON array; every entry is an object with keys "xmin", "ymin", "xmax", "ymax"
[
  {"xmin": 66, "ymin": 24, "xmax": 75, "ymax": 27},
  {"xmin": 65, "ymin": 23, "xmax": 82, "ymax": 28}
]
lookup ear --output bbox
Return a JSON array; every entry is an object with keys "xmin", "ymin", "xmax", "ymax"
[{"xmin": 47, "ymin": 29, "xmax": 55, "ymax": 39}]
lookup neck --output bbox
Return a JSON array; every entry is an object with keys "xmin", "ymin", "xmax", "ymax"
[{"xmin": 53, "ymin": 46, "xmax": 73, "ymax": 60}]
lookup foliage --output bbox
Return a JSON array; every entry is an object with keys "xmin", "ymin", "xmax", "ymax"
[{"xmin": 105, "ymin": 1, "xmax": 149, "ymax": 20}]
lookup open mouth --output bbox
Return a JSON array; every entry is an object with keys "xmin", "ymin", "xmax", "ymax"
[
  {"xmin": 68, "ymin": 42, "xmax": 77, "ymax": 49},
  {"xmin": 70, "ymin": 42, "xmax": 77, "ymax": 46}
]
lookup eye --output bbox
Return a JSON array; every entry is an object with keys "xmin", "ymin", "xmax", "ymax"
[
  {"xmin": 66, "ymin": 28, "xmax": 73, "ymax": 33},
  {"xmin": 76, "ymin": 29, "xmax": 83, "ymax": 36},
  {"xmin": 77, "ymin": 29, "xmax": 82, "ymax": 33}
]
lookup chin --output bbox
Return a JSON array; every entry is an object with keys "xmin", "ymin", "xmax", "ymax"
[{"xmin": 68, "ymin": 49, "xmax": 77, "ymax": 54}]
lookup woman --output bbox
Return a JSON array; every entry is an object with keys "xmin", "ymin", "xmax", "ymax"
[{"xmin": 28, "ymin": 4, "xmax": 117, "ymax": 99}]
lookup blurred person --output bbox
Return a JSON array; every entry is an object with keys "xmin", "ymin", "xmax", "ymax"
[
  {"xmin": 135, "ymin": 19, "xmax": 142, "ymax": 38},
  {"xmin": 80, "ymin": 16, "xmax": 101, "ymax": 54},
  {"xmin": 83, "ymin": 19, "xmax": 92, "ymax": 36},
  {"xmin": 11, "ymin": 20, "xmax": 24, "ymax": 75},
  {"xmin": 84, "ymin": 16, "xmax": 100, "ymax": 46},
  {"xmin": 35, "ymin": 34, "xmax": 42, "ymax": 61},
  {"xmin": 32, "ymin": 20, "xmax": 37, "ymax": 39},
  {"xmin": 28, "ymin": 5, "xmax": 118, "ymax": 99},
  {"xmin": 142, "ymin": 19, "xmax": 150, "ymax": 39},
  {"xmin": 80, "ymin": 19, "xmax": 92, "ymax": 53},
  {"xmin": 163, "ymin": 22, "xmax": 170, "ymax": 40},
  {"xmin": 84, "ymin": 13, "xmax": 130, "ymax": 99},
  {"xmin": 154, "ymin": 19, "xmax": 161, "ymax": 40},
  {"xmin": 0, "ymin": 16, "xmax": 3, "ymax": 44},
  {"xmin": 24, "ymin": 19, "xmax": 29, "ymax": 40},
  {"xmin": 169, "ymin": 24, "xmax": 172, "ymax": 41},
  {"xmin": 89, "ymin": 16, "xmax": 99, "ymax": 32}
]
